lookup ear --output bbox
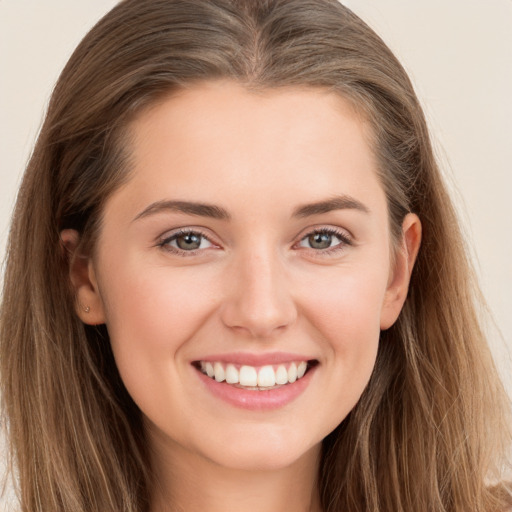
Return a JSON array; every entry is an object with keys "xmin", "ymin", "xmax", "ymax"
[
  {"xmin": 60, "ymin": 229, "xmax": 106, "ymax": 325},
  {"xmin": 380, "ymin": 213, "xmax": 422, "ymax": 330}
]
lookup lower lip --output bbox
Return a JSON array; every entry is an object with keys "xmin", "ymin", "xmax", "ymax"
[{"xmin": 195, "ymin": 365, "xmax": 316, "ymax": 411}]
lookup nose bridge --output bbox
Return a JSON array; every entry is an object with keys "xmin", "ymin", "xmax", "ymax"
[{"xmin": 221, "ymin": 242, "xmax": 297, "ymax": 338}]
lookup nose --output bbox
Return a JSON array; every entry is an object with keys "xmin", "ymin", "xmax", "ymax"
[{"xmin": 220, "ymin": 248, "xmax": 297, "ymax": 339}]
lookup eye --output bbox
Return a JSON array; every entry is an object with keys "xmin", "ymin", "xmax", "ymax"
[
  {"xmin": 298, "ymin": 228, "xmax": 352, "ymax": 253},
  {"xmin": 159, "ymin": 229, "xmax": 214, "ymax": 254}
]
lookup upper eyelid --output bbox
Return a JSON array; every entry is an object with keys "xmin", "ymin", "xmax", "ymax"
[
  {"xmin": 158, "ymin": 227, "xmax": 215, "ymax": 243},
  {"xmin": 296, "ymin": 228, "xmax": 352, "ymax": 250},
  {"xmin": 295, "ymin": 225, "xmax": 353, "ymax": 244},
  {"xmin": 157, "ymin": 229, "xmax": 218, "ymax": 256}
]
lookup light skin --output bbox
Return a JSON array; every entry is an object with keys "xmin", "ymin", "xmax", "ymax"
[{"xmin": 63, "ymin": 80, "xmax": 421, "ymax": 512}]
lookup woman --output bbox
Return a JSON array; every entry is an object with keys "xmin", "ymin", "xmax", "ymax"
[{"xmin": 1, "ymin": 1, "xmax": 510, "ymax": 511}]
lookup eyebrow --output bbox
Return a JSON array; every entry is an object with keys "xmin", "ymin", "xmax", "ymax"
[
  {"xmin": 292, "ymin": 195, "xmax": 370, "ymax": 217},
  {"xmin": 132, "ymin": 194, "xmax": 369, "ymax": 223},
  {"xmin": 133, "ymin": 200, "xmax": 231, "ymax": 222}
]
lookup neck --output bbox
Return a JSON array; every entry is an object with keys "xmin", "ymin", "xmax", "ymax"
[{"xmin": 148, "ymin": 434, "xmax": 322, "ymax": 512}]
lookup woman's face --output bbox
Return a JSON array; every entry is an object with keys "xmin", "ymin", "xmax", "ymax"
[{"xmin": 71, "ymin": 81, "xmax": 419, "ymax": 471}]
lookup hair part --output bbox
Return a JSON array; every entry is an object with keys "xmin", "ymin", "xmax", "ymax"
[{"xmin": 1, "ymin": 1, "xmax": 510, "ymax": 511}]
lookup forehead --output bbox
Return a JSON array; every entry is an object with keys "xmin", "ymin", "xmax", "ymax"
[
  {"xmin": 130, "ymin": 81, "xmax": 370, "ymax": 156},
  {"xmin": 108, "ymin": 80, "xmax": 385, "ymax": 221}
]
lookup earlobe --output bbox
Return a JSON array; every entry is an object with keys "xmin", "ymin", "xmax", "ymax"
[
  {"xmin": 60, "ymin": 229, "xmax": 106, "ymax": 325},
  {"xmin": 380, "ymin": 213, "xmax": 422, "ymax": 330}
]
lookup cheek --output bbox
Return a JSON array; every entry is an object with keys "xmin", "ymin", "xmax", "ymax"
[
  {"xmin": 101, "ymin": 257, "xmax": 213, "ymax": 341},
  {"xmin": 96, "ymin": 258, "xmax": 217, "ymax": 393},
  {"xmin": 303, "ymin": 263, "xmax": 388, "ymax": 343},
  {"xmin": 300, "ymin": 265, "xmax": 387, "ymax": 416}
]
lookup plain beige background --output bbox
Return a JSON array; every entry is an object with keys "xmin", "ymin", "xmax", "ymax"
[{"xmin": 1, "ymin": 0, "xmax": 511, "ymax": 508}]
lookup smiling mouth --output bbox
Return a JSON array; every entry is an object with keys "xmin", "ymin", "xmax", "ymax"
[{"xmin": 193, "ymin": 360, "xmax": 318, "ymax": 390}]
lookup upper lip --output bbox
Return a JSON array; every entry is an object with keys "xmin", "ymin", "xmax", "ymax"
[{"xmin": 193, "ymin": 352, "xmax": 317, "ymax": 366}]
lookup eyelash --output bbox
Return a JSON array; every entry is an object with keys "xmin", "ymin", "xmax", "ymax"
[
  {"xmin": 158, "ymin": 228, "xmax": 214, "ymax": 256},
  {"xmin": 297, "ymin": 227, "xmax": 353, "ymax": 255},
  {"xmin": 157, "ymin": 227, "xmax": 353, "ymax": 257}
]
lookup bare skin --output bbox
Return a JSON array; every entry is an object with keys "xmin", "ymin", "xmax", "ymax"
[
  {"xmin": 63, "ymin": 80, "xmax": 421, "ymax": 512},
  {"xmin": 149, "ymin": 426, "xmax": 322, "ymax": 512}
]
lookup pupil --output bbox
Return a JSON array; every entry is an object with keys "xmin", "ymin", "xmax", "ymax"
[
  {"xmin": 309, "ymin": 233, "xmax": 331, "ymax": 249},
  {"xmin": 177, "ymin": 233, "xmax": 201, "ymax": 250}
]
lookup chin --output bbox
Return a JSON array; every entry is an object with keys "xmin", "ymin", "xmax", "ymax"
[{"xmin": 195, "ymin": 428, "xmax": 322, "ymax": 472}]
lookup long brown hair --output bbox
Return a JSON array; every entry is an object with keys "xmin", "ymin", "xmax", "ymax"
[{"xmin": 1, "ymin": 1, "xmax": 510, "ymax": 510}]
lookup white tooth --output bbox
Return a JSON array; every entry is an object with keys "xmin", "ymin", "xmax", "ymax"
[
  {"xmin": 239, "ymin": 365, "xmax": 257, "ymax": 386},
  {"xmin": 225, "ymin": 364, "xmax": 239, "ymax": 384},
  {"xmin": 288, "ymin": 362, "xmax": 298, "ymax": 383},
  {"xmin": 275, "ymin": 365, "xmax": 289, "ymax": 385},
  {"xmin": 214, "ymin": 362, "xmax": 225, "ymax": 382},
  {"xmin": 297, "ymin": 361, "xmax": 307, "ymax": 379},
  {"xmin": 205, "ymin": 362, "xmax": 214, "ymax": 378},
  {"xmin": 257, "ymin": 365, "xmax": 276, "ymax": 387}
]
